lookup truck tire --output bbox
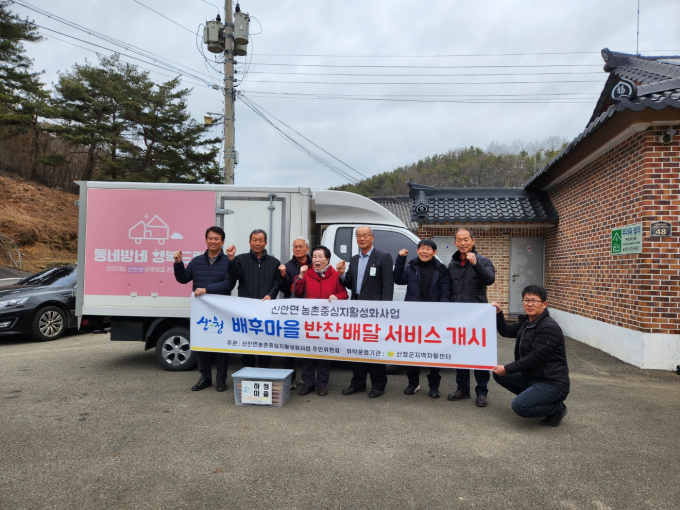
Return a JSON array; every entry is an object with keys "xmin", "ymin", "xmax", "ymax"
[
  {"xmin": 30, "ymin": 305, "xmax": 67, "ymax": 342},
  {"xmin": 155, "ymin": 327, "xmax": 197, "ymax": 371}
]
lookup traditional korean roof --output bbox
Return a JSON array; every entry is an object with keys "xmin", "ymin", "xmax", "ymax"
[
  {"xmin": 370, "ymin": 196, "xmax": 419, "ymax": 232},
  {"xmin": 407, "ymin": 182, "xmax": 558, "ymax": 225},
  {"xmin": 525, "ymin": 48, "xmax": 680, "ymax": 191}
]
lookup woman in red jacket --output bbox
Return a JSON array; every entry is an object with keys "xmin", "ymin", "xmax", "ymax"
[{"xmin": 292, "ymin": 245, "xmax": 348, "ymax": 396}]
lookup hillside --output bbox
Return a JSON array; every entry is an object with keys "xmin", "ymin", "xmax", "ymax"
[{"xmin": 0, "ymin": 172, "xmax": 78, "ymax": 273}]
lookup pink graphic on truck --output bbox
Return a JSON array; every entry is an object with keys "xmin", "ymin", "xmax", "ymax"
[{"xmin": 84, "ymin": 189, "xmax": 216, "ymax": 297}]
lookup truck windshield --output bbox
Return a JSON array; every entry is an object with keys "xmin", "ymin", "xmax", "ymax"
[{"xmin": 17, "ymin": 266, "xmax": 77, "ymax": 287}]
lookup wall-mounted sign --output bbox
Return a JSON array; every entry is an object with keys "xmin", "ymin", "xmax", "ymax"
[
  {"xmin": 650, "ymin": 221, "xmax": 672, "ymax": 237},
  {"xmin": 611, "ymin": 223, "xmax": 642, "ymax": 255}
]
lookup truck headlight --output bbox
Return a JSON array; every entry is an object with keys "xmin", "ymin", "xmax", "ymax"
[{"xmin": 0, "ymin": 297, "xmax": 29, "ymax": 310}]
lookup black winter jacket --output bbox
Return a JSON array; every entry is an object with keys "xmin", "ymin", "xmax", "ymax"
[
  {"xmin": 448, "ymin": 248, "xmax": 495, "ymax": 303},
  {"xmin": 173, "ymin": 250, "xmax": 233, "ymax": 295},
  {"xmin": 279, "ymin": 254, "xmax": 312, "ymax": 298},
  {"xmin": 228, "ymin": 250, "xmax": 281, "ymax": 299},
  {"xmin": 393, "ymin": 255, "xmax": 451, "ymax": 302},
  {"xmin": 496, "ymin": 309, "xmax": 570, "ymax": 394}
]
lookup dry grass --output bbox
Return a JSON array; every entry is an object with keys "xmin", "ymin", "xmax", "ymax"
[{"xmin": 0, "ymin": 172, "xmax": 78, "ymax": 272}]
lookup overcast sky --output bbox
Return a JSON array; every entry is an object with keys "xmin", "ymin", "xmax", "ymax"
[{"xmin": 11, "ymin": 0, "xmax": 680, "ymax": 190}]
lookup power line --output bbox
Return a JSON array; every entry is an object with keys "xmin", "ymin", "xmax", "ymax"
[
  {"xmin": 244, "ymin": 70, "xmax": 602, "ymax": 77},
  {"xmin": 132, "ymin": 0, "xmax": 195, "ymax": 34},
  {"xmin": 237, "ymin": 79, "xmax": 604, "ymax": 86},
  {"xmin": 246, "ymin": 62, "xmax": 602, "ymax": 69}
]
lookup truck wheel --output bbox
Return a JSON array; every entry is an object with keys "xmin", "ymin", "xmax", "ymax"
[
  {"xmin": 30, "ymin": 305, "xmax": 67, "ymax": 342},
  {"xmin": 155, "ymin": 327, "xmax": 197, "ymax": 371}
]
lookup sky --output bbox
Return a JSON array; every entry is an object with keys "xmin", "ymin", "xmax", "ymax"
[{"xmin": 10, "ymin": 0, "xmax": 680, "ymax": 190}]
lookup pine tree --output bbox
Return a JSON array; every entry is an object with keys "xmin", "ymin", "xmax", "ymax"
[{"xmin": 0, "ymin": 0, "xmax": 47, "ymax": 138}]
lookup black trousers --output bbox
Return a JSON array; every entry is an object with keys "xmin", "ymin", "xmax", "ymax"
[
  {"xmin": 302, "ymin": 359, "xmax": 331, "ymax": 387},
  {"xmin": 241, "ymin": 354, "xmax": 272, "ymax": 368},
  {"xmin": 406, "ymin": 367, "xmax": 441, "ymax": 389},
  {"xmin": 197, "ymin": 352, "xmax": 229, "ymax": 383},
  {"xmin": 350, "ymin": 362, "xmax": 387, "ymax": 391},
  {"xmin": 283, "ymin": 356, "xmax": 297, "ymax": 380},
  {"xmin": 455, "ymin": 369, "xmax": 490, "ymax": 396}
]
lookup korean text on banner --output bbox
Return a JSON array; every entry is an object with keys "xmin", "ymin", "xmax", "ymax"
[{"xmin": 190, "ymin": 296, "xmax": 497, "ymax": 369}]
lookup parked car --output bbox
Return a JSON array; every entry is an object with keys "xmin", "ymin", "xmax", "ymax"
[{"xmin": 0, "ymin": 265, "xmax": 78, "ymax": 341}]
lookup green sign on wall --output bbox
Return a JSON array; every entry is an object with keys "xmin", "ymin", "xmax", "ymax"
[{"xmin": 611, "ymin": 223, "xmax": 642, "ymax": 255}]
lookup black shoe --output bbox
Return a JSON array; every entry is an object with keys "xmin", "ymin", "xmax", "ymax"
[
  {"xmin": 541, "ymin": 403, "xmax": 568, "ymax": 427},
  {"xmin": 216, "ymin": 380, "xmax": 227, "ymax": 392},
  {"xmin": 368, "ymin": 389, "xmax": 384, "ymax": 398},
  {"xmin": 429, "ymin": 388, "xmax": 440, "ymax": 399},
  {"xmin": 342, "ymin": 386, "xmax": 366, "ymax": 395},
  {"xmin": 475, "ymin": 394, "xmax": 488, "ymax": 407},
  {"xmin": 191, "ymin": 378, "xmax": 212, "ymax": 391},
  {"xmin": 298, "ymin": 385, "xmax": 313, "ymax": 396},
  {"xmin": 447, "ymin": 390, "xmax": 471, "ymax": 401},
  {"xmin": 404, "ymin": 384, "xmax": 420, "ymax": 395}
]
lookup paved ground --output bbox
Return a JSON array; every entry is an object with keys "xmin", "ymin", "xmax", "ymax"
[{"xmin": 1, "ymin": 330, "xmax": 679, "ymax": 510}]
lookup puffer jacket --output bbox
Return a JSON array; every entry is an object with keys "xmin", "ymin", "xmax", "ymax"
[
  {"xmin": 173, "ymin": 250, "xmax": 232, "ymax": 294},
  {"xmin": 293, "ymin": 265, "xmax": 348, "ymax": 300},
  {"xmin": 393, "ymin": 255, "xmax": 451, "ymax": 302},
  {"xmin": 496, "ymin": 309, "xmax": 570, "ymax": 394},
  {"xmin": 448, "ymin": 247, "xmax": 495, "ymax": 303},
  {"xmin": 279, "ymin": 254, "xmax": 312, "ymax": 298}
]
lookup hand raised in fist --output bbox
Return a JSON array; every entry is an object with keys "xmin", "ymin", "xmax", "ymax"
[
  {"xmin": 278, "ymin": 264, "xmax": 287, "ymax": 277},
  {"xmin": 336, "ymin": 260, "xmax": 346, "ymax": 275},
  {"xmin": 466, "ymin": 252, "xmax": 477, "ymax": 265},
  {"xmin": 226, "ymin": 244, "xmax": 236, "ymax": 260},
  {"xmin": 299, "ymin": 265, "xmax": 308, "ymax": 278},
  {"xmin": 173, "ymin": 250, "xmax": 183, "ymax": 263},
  {"xmin": 398, "ymin": 249, "xmax": 409, "ymax": 257}
]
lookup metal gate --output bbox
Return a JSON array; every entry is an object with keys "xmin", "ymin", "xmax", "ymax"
[{"xmin": 509, "ymin": 237, "xmax": 545, "ymax": 315}]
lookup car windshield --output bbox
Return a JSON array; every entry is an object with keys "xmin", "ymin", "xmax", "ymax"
[{"xmin": 17, "ymin": 266, "xmax": 77, "ymax": 286}]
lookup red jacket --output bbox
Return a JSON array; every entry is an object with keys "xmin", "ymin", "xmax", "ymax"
[{"xmin": 292, "ymin": 265, "xmax": 348, "ymax": 300}]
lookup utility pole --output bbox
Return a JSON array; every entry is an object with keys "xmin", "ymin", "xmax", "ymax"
[{"xmin": 224, "ymin": 0, "xmax": 235, "ymax": 184}]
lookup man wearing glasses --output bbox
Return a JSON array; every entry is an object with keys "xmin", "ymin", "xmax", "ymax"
[
  {"xmin": 491, "ymin": 285, "xmax": 570, "ymax": 427},
  {"xmin": 336, "ymin": 225, "xmax": 394, "ymax": 398}
]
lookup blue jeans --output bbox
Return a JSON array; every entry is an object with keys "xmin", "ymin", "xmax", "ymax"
[{"xmin": 493, "ymin": 372, "xmax": 566, "ymax": 418}]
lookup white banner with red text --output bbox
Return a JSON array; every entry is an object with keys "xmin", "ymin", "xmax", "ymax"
[{"xmin": 190, "ymin": 295, "xmax": 497, "ymax": 369}]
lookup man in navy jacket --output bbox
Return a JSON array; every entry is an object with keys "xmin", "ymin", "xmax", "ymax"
[{"xmin": 174, "ymin": 226, "xmax": 233, "ymax": 392}]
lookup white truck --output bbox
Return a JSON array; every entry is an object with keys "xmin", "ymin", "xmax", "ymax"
[{"xmin": 75, "ymin": 181, "xmax": 422, "ymax": 371}]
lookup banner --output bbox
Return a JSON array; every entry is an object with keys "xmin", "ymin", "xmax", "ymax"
[{"xmin": 190, "ymin": 296, "xmax": 497, "ymax": 369}]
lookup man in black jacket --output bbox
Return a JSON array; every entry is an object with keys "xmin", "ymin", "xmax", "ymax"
[
  {"xmin": 336, "ymin": 225, "xmax": 394, "ymax": 398},
  {"xmin": 226, "ymin": 229, "xmax": 281, "ymax": 368},
  {"xmin": 491, "ymin": 284, "xmax": 570, "ymax": 427},
  {"xmin": 277, "ymin": 236, "xmax": 312, "ymax": 388},
  {"xmin": 448, "ymin": 228, "xmax": 496, "ymax": 407},
  {"xmin": 393, "ymin": 239, "xmax": 451, "ymax": 398},
  {"xmin": 174, "ymin": 226, "xmax": 233, "ymax": 392}
]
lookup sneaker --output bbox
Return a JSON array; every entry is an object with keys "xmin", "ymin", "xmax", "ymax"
[
  {"xmin": 290, "ymin": 378, "xmax": 297, "ymax": 390},
  {"xmin": 404, "ymin": 384, "xmax": 420, "ymax": 395},
  {"xmin": 540, "ymin": 403, "xmax": 568, "ymax": 427}
]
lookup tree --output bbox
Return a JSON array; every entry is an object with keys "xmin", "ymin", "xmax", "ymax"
[
  {"xmin": 0, "ymin": 0, "xmax": 47, "ymax": 138},
  {"xmin": 52, "ymin": 55, "xmax": 222, "ymax": 183}
]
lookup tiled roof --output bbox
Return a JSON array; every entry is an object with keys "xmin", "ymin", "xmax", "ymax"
[
  {"xmin": 407, "ymin": 183, "xmax": 559, "ymax": 225},
  {"xmin": 525, "ymin": 49, "xmax": 680, "ymax": 191},
  {"xmin": 370, "ymin": 196, "xmax": 419, "ymax": 232}
]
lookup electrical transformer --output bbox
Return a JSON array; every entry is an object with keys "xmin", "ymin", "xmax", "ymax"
[
  {"xmin": 203, "ymin": 20, "xmax": 225, "ymax": 54},
  {"xmin": 233, "ymin": 11, "xmax": 250, "ymax": 45},
  {"xmin": 234, "ymin": 43, "xmax": 247, "ymax": 56}
]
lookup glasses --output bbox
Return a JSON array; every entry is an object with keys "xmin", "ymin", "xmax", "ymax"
[
  {"xmin": 356, "ymin": 234, "xmax": 373, "ymax": 239},
  {"xmin": 522, "ymin": 299, "xmax": 545, "ymax": 305}
]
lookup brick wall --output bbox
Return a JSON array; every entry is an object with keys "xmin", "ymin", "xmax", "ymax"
[
  {"xmin": 418, "ymin": 225, "xmax": 547, "ymax": 314},
  {"xmin": 545, "ymin": 127, "xmax": 680, "ymax": 334}
]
